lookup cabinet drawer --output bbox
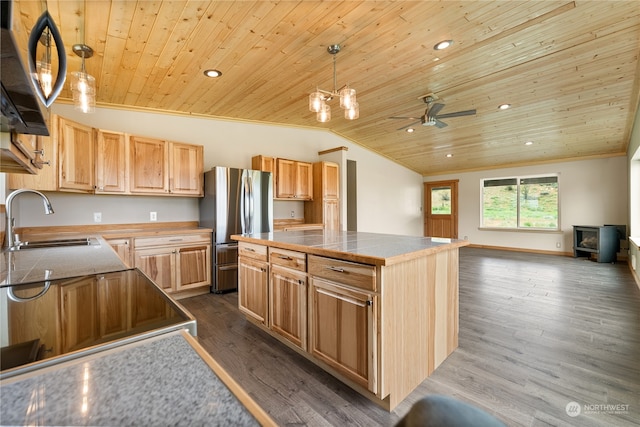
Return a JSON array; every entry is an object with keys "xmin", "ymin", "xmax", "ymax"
[
  {"xmin": 134, "ymin": 233, "xmax": 211, "ymax": 248},
  {"xmin": 269, "ymin": 247, "xmax": 306, "ymax": 271},
  {"xmin": 238, "ymin": 242, "xmax": 268, "ymax": 261},
  {"xmin": 308, "ymin": 255, "xmax": 376, "ymax": 291}
]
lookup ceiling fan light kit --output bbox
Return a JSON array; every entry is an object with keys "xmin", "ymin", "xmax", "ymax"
[
  {"xmin": 390, "ymin": 95, "xmax": 476, "ymax": 131},
  {"xmin": 308, "ymin": 44, "xmax": 359, "ymax": 122}
]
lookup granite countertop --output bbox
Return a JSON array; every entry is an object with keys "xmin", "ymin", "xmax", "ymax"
[
  {"xmin": 232, "ymin": 230, "xmax": 470, "ymax": 266},
  {"xmin": 0, "ymin": 235, "xmax": 127, "ymax": 285},
  {"xmin": 0, "ymin": 330, "xmax": 274, "ymax": 426}
]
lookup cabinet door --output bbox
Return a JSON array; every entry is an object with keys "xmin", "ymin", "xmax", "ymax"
[
  {"xmin": 97, "ymin": 273, "xmax": 130, "ymax": 340},
  {"xmin": 130, "ymin": 272, "xmax": 171, "ymax": 329},
  {"xmin": 238, "ymin": 256, "xmax": 269, "ymax": 325},
  {"xmin": 8, "ymin": 133, "xmax": 58, "ymax": 191},
  {"xmin": 270, "ymin": 265, "xmax": 307, "ymax": 350},
  {"xmin": 58, "ymin": 116, "xmax": 95, "ymax": 192},
  {"xmin": 322, "ymin": 162, "xmax": 339, "ymax": 199},
  {"xmin": 105, "ymin": 238, "xmax": 132, "ymax": 268},
  {"xmin": 309, "ymin": 277, "xmax": 376, "ymax": 392},
  {"xmin": 60, "ymin": 277, "xmax": 98, "ymax": 353},
  {"xmin": 135, "ymin": 247, "xmax": 176, "ymax": 293},
  {"xmin": 295, "ymin": 161, "xmax": 313, "ymax": 200},
  {"xmin": 323, "ymin": 199, "xmax": 340, "ymax": 231},
  {"xmin": 276, "ymin": 158, "xmax": 296, "ymax": 198},
  {"xmin": 130, "ymin": 136, "xmax": 169, "ymax": 194},
  {"xmin": 169, "ymin": 142, "xmax": 203, "ymax": 196},
  {"xmin": 96, "ymin": 130, "xmax": 129, "ymax": 194},
  {"xmin": 175, "ymin": 244, "xmax": 211, "ymax": 291}
]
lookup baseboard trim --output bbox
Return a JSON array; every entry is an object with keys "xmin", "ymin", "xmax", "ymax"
[{"xmin": 467, "ymin": 244, "xmax": 573, "ymax": 257}]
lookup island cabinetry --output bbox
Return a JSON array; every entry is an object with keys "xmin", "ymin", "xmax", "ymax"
[
  {"xmin": 97, "ymin": 272, "xmax": 131, "ymax": 341},
  {"xmin": 95, "ymin": 129, "xmax": 129, "ymax": 194},
  {"xmin": 58, "ymin": 116, "xmax": 95, "ymax": 192},
  {"xmin": 275, "ymin": 158, "xmax": 313, "ymax": 200},
  {"xmin": 269, "ymin": 248, "xmax": 307, "ymax": 350},
  {"xmin": 238, "ymin": 243, "xmax": 269, "ymax": 325},
  {"xmin": 134, "ymin": 233, "xmax": 211, "ymax": 299},
  {"xmin": 304, "ymin": 162, "xmax": 340, "ymax": 230},
  {"xmin": 308, "ymin": 255, "xmax": 377, "ymax": 392},
  {"xmin": 60, "ymin": 276, "xmax": 98, "ymax": 353}
]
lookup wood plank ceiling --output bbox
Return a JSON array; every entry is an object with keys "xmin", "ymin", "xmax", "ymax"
[{"xmin": 12, "ymin": 0, "xmax": 640, "ymax": 176}]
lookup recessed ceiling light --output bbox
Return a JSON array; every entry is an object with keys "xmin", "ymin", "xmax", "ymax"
[
  {"xmin": 204, "ymin": 69, "xmax": 222, "ymax": 78},
  {"xmin": 445, "ymin": 153, "xmax": 453, "ymax": 158},
  {"xmin": 434, "ymin": 40, "xmax": 453, "ymax": 51},
  {"xmin": 406, "ymin": 128, "xmax": 415, "ymax": 133},
  {"xmin": 498, "ymin": 103, "xmax": 511, "ymax": 110},
  {"xmin": 525, "ymin": 141, "xmax": 533, "ymax": 145}
]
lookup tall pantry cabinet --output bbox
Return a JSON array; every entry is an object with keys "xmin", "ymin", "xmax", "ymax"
[{"xmin": 304, "ymin": 161, "xmax": 340, "ymax": 231}]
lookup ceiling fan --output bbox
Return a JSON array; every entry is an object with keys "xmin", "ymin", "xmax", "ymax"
[{"xmin": 390, "ymin": 95, "xmax": 476, "ymax": 130}]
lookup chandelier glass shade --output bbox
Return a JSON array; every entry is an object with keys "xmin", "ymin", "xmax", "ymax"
[
  {"xmin": 36, "ymin": 30, "xmax": 53, "ymax": 97},
  {"xmin": 308, "ymin": 44, "xmax": 359, "ymax": 122},
  {"xmin": 71, "ymin": 44, "xmax": 96, "ymax": 113}
]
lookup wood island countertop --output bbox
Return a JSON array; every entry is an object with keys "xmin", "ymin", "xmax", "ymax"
[{"xmin": 232, "ymin": 229, "xmax": 470, "ymax": 266}]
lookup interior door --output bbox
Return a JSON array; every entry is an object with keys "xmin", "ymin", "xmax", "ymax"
[{"xmin": 425, "ymin": 180, "xmax": 458, "ymax": 238}]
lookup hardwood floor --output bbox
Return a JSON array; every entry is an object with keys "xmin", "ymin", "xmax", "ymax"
[{"xmin": 180, "ymin": 248, "xmax": 640, "ymax": 426}]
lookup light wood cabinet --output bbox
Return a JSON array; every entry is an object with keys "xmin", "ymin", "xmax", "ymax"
[
  {"xmin": 134, "ymin": 233, "xmax": 211, "ymax": 298},
  {"xmin": 275, "ymin": 158, "xmax": 313, "ymax": 200},
  {"xmin": 238, "ymin": 242, "xmax": 269, "ymax": 326},
  {"xmin": 95, "ymin": 130, "xmax": 129, "ymax": 194},
  {"xmin": 269, "ymin": 247, "xmax": 307, "ymax": 350},
  {"xmin": 60, "ymin": 276, "xmax": 98, "ymax": 353},
  {"xmin": 105, "ymin": 237, "xmax": 133, "ymax": 268},
  {"xmin": 169, "ymin": 142, "xmax": 203, "ymax": 196},
  {"xmin": 97, "ymin": 272, "xmax": 130, "ymax": 341},
  {"xmin": 130, "ymin": 135, "xmax": 169, "ymax": 194},
  {"xmin": 252, "ymin": 155, "xmax": 276, "ymax": 195},
  {"xmin": 304, "ymin": 161, "xmax": 340, "ymax": 230},
  {"xmin": 58, "ymin": 116, "xmax": 95, "ymax": 193},
  {"xmin": 8, "ymin": 132, "xmax": 57, "ymax": 191},
  {"xmin": 309, "ymin": 276, "xmax": 376, "ymax": 392},
  {"xmin": 0, "ymin": 132, "xmax": 42, "ymax": 175}
]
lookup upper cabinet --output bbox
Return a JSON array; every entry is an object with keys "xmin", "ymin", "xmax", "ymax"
[
  {"xmin": 7, "ymin": 115, "xmax": 204, "ymax": 197},
  {"xmin": 58, "ymin": 116, "xmax": 95, "ymax": 192},
  {"xmin": 275, "ymin": 158, "xmax": 313, "ymax": 200},
  {"xmin": 95, "ymin": 129, "xmax": 128, "ymax": 194},
  {"xmin": 304, "ymin": 161, "xmax": 340, "ymax": 230},
  {"xmin": 130, "ymin": 136, "xmax": 169, "ymax": 194}
]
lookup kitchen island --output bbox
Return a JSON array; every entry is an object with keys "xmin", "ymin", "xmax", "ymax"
[{"xmin": 232, "ymin": 230, "xmax": 470, "ymax": 410}]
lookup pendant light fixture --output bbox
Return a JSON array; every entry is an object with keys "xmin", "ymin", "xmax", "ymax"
[
  {"xmin": 308, "ymin": 44, "xmax": 359, "ymax": 122},
  {"xmin": 36, "ymin": 29, "xmax": 53, "ymax": 98},
  {"xmin": 71, "ymin": 43, "xmax": 95, "ymax": 113}
]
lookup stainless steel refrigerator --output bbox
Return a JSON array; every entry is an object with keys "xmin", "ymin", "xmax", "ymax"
[{"xmin": 199, "ymin": 167, "xmax": 273, "ymax": 293}]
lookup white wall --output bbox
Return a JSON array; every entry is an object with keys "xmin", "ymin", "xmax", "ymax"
[
  {"xmin": 6, "ymin": 104, "xmax": 424, "ymax": 236},
  {"xmin": 425, "ymin": 156, "xmax": 628, "ymax": 253}
]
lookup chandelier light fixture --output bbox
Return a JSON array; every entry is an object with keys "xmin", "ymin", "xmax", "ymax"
[
  {"xmin": 36, "ymin": 29, "xmax": 53, "ymax": 98},
  {"xmin": 28, "ymin": 10, "xmax": 66, "ymax": 107},
  {"xmin": 308, "ymin": 44, "xmax": 359, "ymax": 123},
  {"xmin": 71, "ymin": 43, "xmax": 96, "ymax": 113}
]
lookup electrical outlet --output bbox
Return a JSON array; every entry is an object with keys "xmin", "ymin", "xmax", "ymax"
[
  {"xmin": 93, "ymin": 212, "xmax": 102, "ymax": 223},
  {"xmin": 150, "ymin": 211, "xmax": 157, "ymax": 221},
  {"xmin": 290, "ymin": 210, "xmax": 295, "ymax": 218},
  {"xmin": 556, "ymin": 242, "xmax": 561, "ymax": 248}
]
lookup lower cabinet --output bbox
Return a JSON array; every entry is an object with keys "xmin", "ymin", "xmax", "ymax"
[
  {"xmin": 134, "ymin": 233, "xmax": 211, "ymax": 298},
  {"xmin": 308, "ymin": 277, "xmax": 376, "ymax": 392},
  {"xmin": 269, "ymin": 264, "xmax": 307, "ymax": 350},
  {"xmin": 238, "ymin": 256, "xmax": 269, "ymax": 326},
  {"xmin": 105, "ymin": 237, "xmax": 133, "ymax": 268},
  {"xmin": 61, "ymin": 277, "xmax": 98, "ymax": 353}
]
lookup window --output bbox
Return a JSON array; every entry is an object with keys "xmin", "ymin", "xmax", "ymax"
[
  {"xmin": 481, "ymin": 175, "xmax": 559, "ymax": 230},
  {"xmin": 430, "ymin": 186, "xmax": 451, "ymax": 214}
]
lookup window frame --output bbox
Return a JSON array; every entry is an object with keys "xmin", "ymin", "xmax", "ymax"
[{"xmin": 480, "ymin": 173, "xmax": 560, "ymax": 231}]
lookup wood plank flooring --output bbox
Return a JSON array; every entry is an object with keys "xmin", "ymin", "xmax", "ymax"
[{"xmin": 180, "ymin": 248, "xmax": 640, "ymax": 426}]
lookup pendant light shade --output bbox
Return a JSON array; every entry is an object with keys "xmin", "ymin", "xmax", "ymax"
[
  {"xmin": 71, "ymin": 43, "xmax": 96, "ymax": 113},
  {"xmin": 339, "ymin": 86, "xmax": 356, "ymax": 110},
  {"xmin": 309, "ymin": 91, "xmax": 324, "ymax": 113},
  {"xmin": 317, "ymin": 103, "xmax": 331, "ymax": 122},
  {"xmin": 345, "ymin": 102, "xmax": 359, "ymax": 120}
]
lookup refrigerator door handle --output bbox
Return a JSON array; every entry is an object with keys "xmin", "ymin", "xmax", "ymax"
[{"xmin": 241, "ymin": 172, "xmax": 253, "ymax": 234}]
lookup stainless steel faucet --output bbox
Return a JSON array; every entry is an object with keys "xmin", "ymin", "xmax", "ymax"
[{"xmin": 4, "ymin": 189, "xmax": 55, "ymax": 248}]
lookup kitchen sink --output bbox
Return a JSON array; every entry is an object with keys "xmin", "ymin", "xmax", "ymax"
[{"xmin": 8, "ymin": 237, "xmax": 99, "ymax": 251}]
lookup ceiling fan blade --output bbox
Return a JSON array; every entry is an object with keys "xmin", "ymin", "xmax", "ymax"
[
  {"xmin": 389, "ymin": 116, "xmax": 421, "ymax": 120},
  {"xmin": 427, "ymin": 103, "xmax": 445, "ymax": 116},
  {"xmin": 435, "ymin": 109, "xmax": 476, "ymax": 119},
  {"xmin": 396, "ymin": 120, "xmax": 421, "ymax": 131},
  {"xmin": 434, "ymin": 119, "xmax": 448, "ymax": 129}
]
